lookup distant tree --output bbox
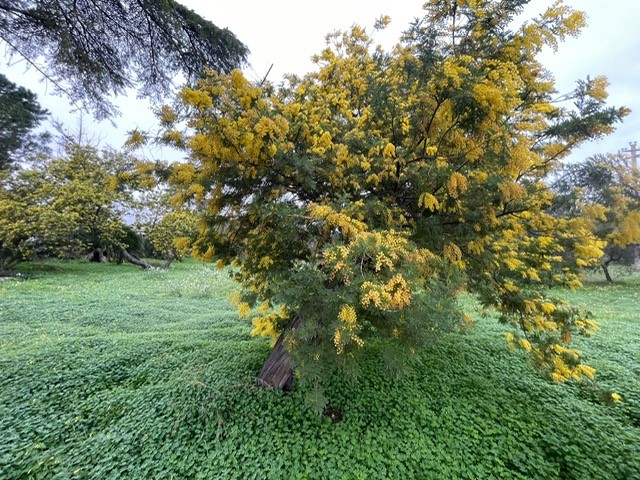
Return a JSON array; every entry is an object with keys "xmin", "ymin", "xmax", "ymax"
[
  {"xmin": 157, "ymin": 0, "xmax": 626, "ymax": 399},
  {"xmin": 0, "ymin": 0, "xmax": 248, "ymax": 118},
  {"xmin": 145, "ymin": 209, "xmax": 199, "ymax": 267},
  {"xmin": 44, "ymin": 142, "xmax": 135, "ymax": 260},
  {"xmin": 120, "ymin": 158, "xmax": 203, "ymax": 268},
  {"xmin": 0, "ymin": 168, "xmax": 42, "ymax": 271},
  {"xmin": 0, "ymin": 73, "xmax": 48, "ymax": 170},
  {"xmin": 551, "ymin": 153, "xmax": 640, "ymax": 282},
  {"xmin": 0, "ymin": 133, "xmax": 143, "ymax": 271}
]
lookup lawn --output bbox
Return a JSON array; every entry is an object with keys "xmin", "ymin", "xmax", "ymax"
[{"xmin": 1, "ymin": 260, "xmax": 638, "ymax": 479}]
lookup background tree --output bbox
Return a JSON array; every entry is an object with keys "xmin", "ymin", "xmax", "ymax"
[
  {"xmin": 37, "ymin": 141, "xmax": 126, "ymax": 260},
  {"xmin": 120, "ymin": 158, "xmax": 199, "ymax": 267},
  {"xmin": 551, "ymin": 153, "xmax": 640, "ymax": 282},
  {"xmin": 156, "ymin": 0, "xmax": 626, "ymax": 402},
  {"xmin": 0, "ymin": 133, "xmax": 145, "ymax": 271},
  {"xmin": 0, "ymin": 167, "xmax": 43, "ymax": 271},
  {"xmin": 0, "ymin": 0, "xmax": 248, "ymax": 118},
  {"xmin": 0, "ymin": 73, "xmax": 48, "ymax": 170},
  {"xmin": 145, "ymin": 209, "xmax": 200, "ymax": 268}
]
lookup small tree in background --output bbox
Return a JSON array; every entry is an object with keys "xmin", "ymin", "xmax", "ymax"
[
  {"xmin": 152, "ymin": 0, "xmax": 627, "ymax": 403},
  {"xmin": 145, "ymin": 210, "xmax": 200, "ymax": 268},
  {"xmin": 35, "ymin": 140, "xmax": 135, "ymax": 261},
  {"xmin": 551, "ymin": 153, "xmax": 640, "ymax": 282}
]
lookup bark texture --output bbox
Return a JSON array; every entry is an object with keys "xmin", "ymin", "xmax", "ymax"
[{"xmin": 256, "ymin": 316, "xmax": 301, "ymax": 391}]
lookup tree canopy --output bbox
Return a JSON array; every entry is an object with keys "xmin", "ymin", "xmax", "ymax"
[
  {"xmin": 0, "ymin": 0, "xmax": 248, "ymax": 118},
  {"xmin": 0, "ymin": 73, "xmax": 48, "ymax": 170},
  {"xmin": 145, "ymin": 0, "xmax": 627, "ymax": 400}
]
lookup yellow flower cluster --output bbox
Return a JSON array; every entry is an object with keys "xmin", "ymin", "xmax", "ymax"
[
  {"xmin": 237, "ymin": 302, "xmax": 252, "ymax": 319},
  {"xmin": 574, "ymin": 240, "xmax": 606, "ymax": 267},
  {"xmin": 443, "ymin": 242, "xmax": 462, "ymax": 263},
  {"xmin": 250, "ymin": 304, "xmax": 288, "ymax": 345},
  {"xmin": 501, "ymin": 289, "xmax": 601, "ymax": 383},
  {"xmin": 614, "ymin": 211, "xmax": 640, "ymax": 247},
  {"xmin": 382, "ymin": 143, "xmax": 396, "ymax": 158},
  {"xmin": 309, "ymin": 203, "xmax": 367, "ymax": 240},
  {"xmin": 518, "ymin": 338, "xmax": 532, "ymax": 352},
  {"xmin": 333, "ymin": 304, "xmax": 364, "ymax": 355},
  {"xmin": 540, "ymin": 302, "xmax": 556, "ymax": 315},
  {"xmin": 258, "ymin": 256, "xmax": 274, "ymax": 269},
  {"xmin": 172, "ymin": 236, "xmax": 192, "ymax": 254},
  {"xmin": 447, "ymin": 172, "xmax": 468, "ymax": 198},
  {"xmin": 499, "ymin": 181, "xmax": 527, "ymax": 203},
  {"xmin": 440, "ymin": 57, "xmax": 472, "ymax": 88},
  {"xmin": 179, "ymin": 87, "xmax": 213, "ymax": 109},
  {"xmin": 574, "ymin": 318, "xmax": 599, "ymax": 336},
  {"xmin": 361, "ymin": 273, "xmax": 411, "ymax": 311},
  {"xmin": 251, "ymin": 315, "xmax": 277, "ymax": 339},
  {"xmin": 322, "ymin": 245, "xmax": 351, "ymax": 282},
  {"xmin": 586, "ymin": 75, "xmax": 610, "ymax": 101},
  {"xmin": 418, "ymin": 192, "xmax": 439, "ymax": 212},
  {"xmin": 540, "ymin": 344, "xmax": 595, "ymax": 382},
  {"xmin": 333, "ymin": 329, "xmax": 343, "ymax": 354},
  {"xmin": 467, "ymin": 238, "xmax": 486, "ymax": 255},
  {"xmin": 336, "ymin": 304, "xmax": 355, "ymax": 324}
]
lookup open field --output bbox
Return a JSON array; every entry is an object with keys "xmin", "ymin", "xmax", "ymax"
[{"xmin": 1, "ymin": 261, "xmax": 639, "ymax": 479}]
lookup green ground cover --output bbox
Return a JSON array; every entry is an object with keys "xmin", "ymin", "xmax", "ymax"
[{"xmin": 1, "ymin": 261, "xmax": 638, "ymax": 479}]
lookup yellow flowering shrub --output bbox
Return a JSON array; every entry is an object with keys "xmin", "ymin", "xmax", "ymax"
[{"xmin": 153, "ymin": 1, "xmax": 627, "ymax": 393}]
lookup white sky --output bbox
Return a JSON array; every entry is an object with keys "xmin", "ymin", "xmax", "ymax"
[{"xmin": 2, "ymin": 0, "xmax": 639, "ymax": 162}]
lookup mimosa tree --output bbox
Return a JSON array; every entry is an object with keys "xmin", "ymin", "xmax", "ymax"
[
  {"xmin": 154, "ymin": 0, "xmax": 627, "ymax": 400},
  {"xmin": 552, "ymin": 153, "xmax": 640, "ymax": 282}
]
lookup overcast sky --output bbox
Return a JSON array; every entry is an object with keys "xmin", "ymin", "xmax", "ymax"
[{"xmin": 2, "ymin": 0, "xmax": 638, "ymax": 163}]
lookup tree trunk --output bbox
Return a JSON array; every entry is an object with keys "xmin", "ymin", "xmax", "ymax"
[
  {"xmin": 256, "ymin": 316, "xmax": 301, "ymax": 391},
  {"xmin": 601, "ymin": 263, "xmax": 613, "ymax": 283},
  {"xmin": 119, "ymin": 246, "xmax": 153, "ymax": 269},
  {"xmin": 162, "ymin": 254, "xmax": 175, "ymax": 270},
  {"xmin": 90, "ymin": 248, "xmax": 107, "ymax": 263}
]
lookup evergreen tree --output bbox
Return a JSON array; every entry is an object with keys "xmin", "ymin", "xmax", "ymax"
[
  {"xmin": 0, "ymin": 73, "xmax": 48, "ymax": 170},
  {"xmin": 0, "ymin": 0, "xmax": 248, "ymax": 118}
]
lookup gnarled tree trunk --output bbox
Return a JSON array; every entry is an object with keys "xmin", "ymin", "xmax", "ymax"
[
  {"xmin": 119, "ymin": 246, "xmax": 153, "ymax": 269},
  {"xmin": 600, "ymin": 251, "xmax": 620, "ymax": 283},
  {"xmin": 256, "ymin": 316, "xmax": 301, "ymax": 391}
]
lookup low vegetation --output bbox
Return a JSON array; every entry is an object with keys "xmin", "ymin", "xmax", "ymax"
[{"xmin": 1, "ymin": 261, "xmax": 638, "ymax": 479}]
